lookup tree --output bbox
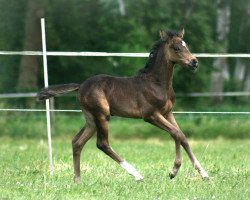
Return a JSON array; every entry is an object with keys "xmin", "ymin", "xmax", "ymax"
[
  {"xmin": 231, "ymin": 0, "xmax": 250, "ymax": 93},
  {"xmin": 211, "ymin": 0, "xmax": 230, "ymax": 103},
  {"xmin": 0, "ymin": 0, "xmax": 26, "ymax": 93},
  {"xmin": 17, "ymin": 0, "xmax": 44, "ymax": 91},
  {"xmin": 1, "ymin": 0, "xmax": 248, "ymax": 107}
]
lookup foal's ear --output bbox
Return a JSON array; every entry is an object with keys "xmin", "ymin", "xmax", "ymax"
[
  {"xmin": 178, "ymin": 28, "xmax": 185, "ymax": 38},
  {"xmin": 159, "ymin": 30, "xmax": 168, "ymax": 40}
]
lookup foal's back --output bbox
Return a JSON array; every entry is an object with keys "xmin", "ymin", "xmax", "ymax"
[{"xmin": 78, "ymin": 74, "xmax": 145, "ymax": 118}]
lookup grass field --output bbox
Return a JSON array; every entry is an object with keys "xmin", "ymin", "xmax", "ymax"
[
  {"xmin": 0, "ymin": 136, "xmax": 249, "ymax": 200},
  {"xmin": 0, "ymin": 111, "xmax": 249, "ymax": 199},
  {"xmin": 1, "ymin": 113, "xmax": 250, "ymax": 139}
]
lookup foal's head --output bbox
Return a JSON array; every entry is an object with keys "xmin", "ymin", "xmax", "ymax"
[{"xmin": 160, "ymin": 29, "xmax": 198, "ymax": 71}]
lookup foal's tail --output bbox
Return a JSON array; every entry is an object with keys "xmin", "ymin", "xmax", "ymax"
[{"xmin": 37, "ymin": 83, "xmax": 80, "ymax": 101}]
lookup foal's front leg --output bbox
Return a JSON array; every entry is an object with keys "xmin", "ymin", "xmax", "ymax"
[
  {"xmin": 165, "ymin": 113, "xmax": 182, "ymax": 179},
  {"xmin": 169, "ymin": 140, "xmax": 181, "ymax": 179},
  {"xmin": 147, "ymin": 112, "xmax": 209, "ymax": 179}
]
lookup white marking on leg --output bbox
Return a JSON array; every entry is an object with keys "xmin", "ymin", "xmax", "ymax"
[
  {"xmin": 200, "ymin": 170, "xmax": 209, "ymax": 179},
  {"xmin": 194, "ymin": 160, "xmax": 209, "ymax": 179},
  {"xmin": 120, "ymin": 161, "xmax": 144, "ymax": 181}
]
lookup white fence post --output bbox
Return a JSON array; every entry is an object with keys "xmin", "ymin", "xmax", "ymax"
[{"xmin": 41, "ymin": 18, "xmax": 53, "ymax": 175}]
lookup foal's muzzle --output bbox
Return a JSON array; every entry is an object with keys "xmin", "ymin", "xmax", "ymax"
[{"xmin": 189, "ymin": 59, "xmax": 198, "ymax": 71}]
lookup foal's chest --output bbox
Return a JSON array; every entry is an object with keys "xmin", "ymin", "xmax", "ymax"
[
  {"xmin": 161, "ymin": 89, "xmax": 175, "ymax": 114},
  {"xmin": 161, "ymin": 99, "xmax": 174, "ymax": 114}
]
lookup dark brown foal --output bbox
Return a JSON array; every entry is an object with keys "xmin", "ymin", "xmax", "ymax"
[{"xmin": 38, "ymin": 29, "xmax": 209, "ymax": 183}]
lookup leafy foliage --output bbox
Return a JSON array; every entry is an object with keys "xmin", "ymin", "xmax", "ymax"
[{"xmin": 0, "ymin": 0, "xmax": 248, "ymax": 98}]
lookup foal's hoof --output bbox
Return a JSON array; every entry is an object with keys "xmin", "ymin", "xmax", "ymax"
[
  {"xmin": 169, "ymin": 171, "xmax": 176, "ymax": 179},
  {"xmin": 135, "ymin": 177, "xmax": 144, "ymax": 182},
  {"xmin": 74, "ymin": 176, "xmax": 81, "ymax": 184},
  {"xmin": 134, "ymin": 174, "xmax": 144, "ymax": 182},
  {"xmin": 202, "ymin": 175, "xmax": 210, "ymax": 181},
  {"xmin": 201, "ymin": 171, "xmax": 209, "ymax": 180}
]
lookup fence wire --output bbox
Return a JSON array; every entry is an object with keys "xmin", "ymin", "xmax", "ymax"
[
  {"xmin": 0, "ymin": 108, "xmax": 249, "ymax": 115},
  {"xmin": 0, "ymin": 37, "xmax": 250, "ymax": 115}
]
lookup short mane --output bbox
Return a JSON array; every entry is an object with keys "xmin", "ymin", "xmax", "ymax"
[
  {"xmin": 137, "ymin": 30, "xmax": 180, "ymax": 75},
  {"xmin": 138, "ymin": 40, "xmax": 164, "ymax": 75},
  {"xmin": 165, "ymin": 30, "xmax": 180, "ymax": 38}
]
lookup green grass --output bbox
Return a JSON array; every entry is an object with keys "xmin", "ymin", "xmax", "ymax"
[
  {"xmin": 0, "ymin": 111, "xmax": 249, "ymax": 199},
  {"xmin": 0, "ymin": 136, "xmax": 249, "ymax": 200},
  {"xmin": 0, "ymin": 113, "xmax": 249, "ymax": 139}
]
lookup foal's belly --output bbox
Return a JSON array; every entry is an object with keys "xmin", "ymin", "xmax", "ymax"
[
  {"xmin": 109, "ymin": 97, "xmax": 142, "ymax": 118},
  {"xmin": 109, "ymin": 96, "xmax": 174, "ymax": 119}
]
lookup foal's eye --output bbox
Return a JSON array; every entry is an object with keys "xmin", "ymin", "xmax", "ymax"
[{"xmin": 173, "ymin": 46, "xmax": 181, "ymax": 52}]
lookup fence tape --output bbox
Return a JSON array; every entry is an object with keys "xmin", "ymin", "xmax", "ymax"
[
  {"xmin": 0, "ymin": 51, "xmax": 250, "ymax": 58},
  {"xmin": 0, "ymin": 91, "xmax": 249, "ymax": 99},
  {"xmin": 0, "ymin": 108, "xmax": 249, "ymax": 114}
]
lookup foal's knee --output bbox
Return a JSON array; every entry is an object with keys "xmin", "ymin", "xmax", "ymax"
[
  {"xmin": 179, "ymin": 134, "xmax": 189, "ymax": 146},
  {"xmin": 72, "ymin": 140, "xmax": 82, "ymax": 155},
  {"xmin": 173, "ymin": 131, "xmax": 187, "ymax": 143},
  {"xmin": 169, "ymin": 128, "xmax": 182, "ymax": 140},
  {"xmin": 174, "ymin": 159, "xmax": 182, "ymax": 168}
]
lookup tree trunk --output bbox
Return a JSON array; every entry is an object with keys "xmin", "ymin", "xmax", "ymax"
[
  {"xmin": 244, "ymin": 2, "xmax": 250, "ymax": 93},
  {"xmin": 118, "ymin": 0, "xmax": 126, "ymax": 16},
  {"xmin": 244, "ymin": 70, "xmax": 250, "ymax": 92},
  {"xmin": 234, "ymin": 59, "xmax": 245, "ymax": 83},
  {"xmin": 211, "ymin": 0, "xmax": 230, "ymax": 103},
  {"xmin": 17, "ymin": 0, "xmax": 44, "ymax": 91}
]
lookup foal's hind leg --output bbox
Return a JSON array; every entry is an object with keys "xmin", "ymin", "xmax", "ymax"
[
  {"xmin": 72, "ymin": 125, "xmax": 95, "ymax": 183},
  {"xmin": 95, "ymin": 114, "xmax": 143, "ymax": 181}
]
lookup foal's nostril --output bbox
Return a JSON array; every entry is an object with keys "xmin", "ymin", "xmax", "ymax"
[{"xmin": 191, "ymin": 59, "xmax": 198, "ymax": 67}]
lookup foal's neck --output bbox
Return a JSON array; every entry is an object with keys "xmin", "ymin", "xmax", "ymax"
[{"xmin": 149, "ymin": 48, "xmax": 174, "ymax": 90}]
